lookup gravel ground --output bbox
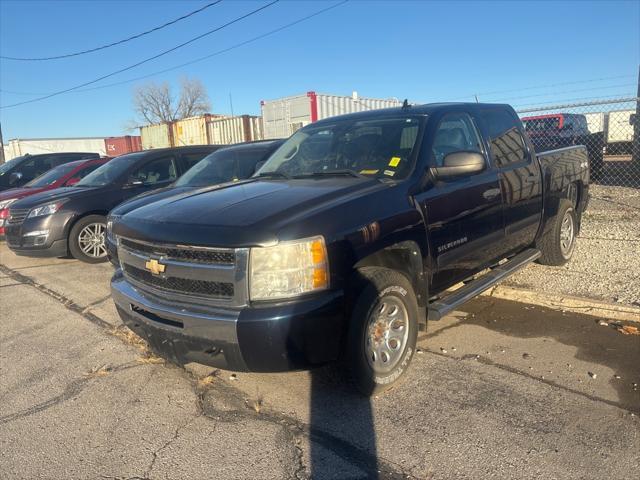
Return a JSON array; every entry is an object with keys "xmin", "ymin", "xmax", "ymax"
[{"xmin": 506, "ymin": 185, "xmax": 640, "ymax": 307}]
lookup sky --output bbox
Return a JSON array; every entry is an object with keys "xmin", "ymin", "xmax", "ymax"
[{"xmin": 0, "ymin": 0, "xmax": 638, "ymax": 140}]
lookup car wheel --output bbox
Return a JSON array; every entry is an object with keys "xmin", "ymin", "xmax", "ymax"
[
  {"xmin": 347, "ymin": 267, "xmax": 418, "ymax": 396},
  {"xmin": 537, "ymin": 199, "xmax": 577, "ymax": 266},
  {"xmin": 69, "ymin": 215, "xmax": 108, "ymax": 264}
]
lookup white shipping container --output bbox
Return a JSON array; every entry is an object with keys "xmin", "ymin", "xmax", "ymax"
[
  {"xmin": 584, "ymin": 112, "xmax": 605, "ymax": 134},
  {"xmin": 207, "ymin": 115, "xmax": 264, "ymax": 144},
  {"xmin": 606, "ymin": 110, "xmax": 635, "ymax": 143},
  {"xmin": 141, "ymin": 123, "xmax": 171, "ymax": 150},
  {"xmin": 261, "ymin": 91, "xmax": 402, "ymax": 139},
  {"xmin": 2, "ymin": 137, "xmax": 106, "ymax": 160}
]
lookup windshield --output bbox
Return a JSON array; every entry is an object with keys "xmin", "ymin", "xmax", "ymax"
[
  {"xmin": 0, "ymin": 156, "xmax": 26, "ymax": 175},
  {"xmin": 76, "ymin": 152, "xmax": 144, "ymax": 187},
  {"xmin": 175, "ymin": 146, "xmax": 271, "ymax": 187},
  {"xmin": 25, "ymin": 163, "xmax": 76, "ymax": 187},
  {"xmin": 256, "ymin": 116, "xmax": 422, "ymax": 180}
]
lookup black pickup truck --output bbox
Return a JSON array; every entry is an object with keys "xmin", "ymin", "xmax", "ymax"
[{"xmin": 109, "ymin": 103, "xmax": 589, "ymax": 395}]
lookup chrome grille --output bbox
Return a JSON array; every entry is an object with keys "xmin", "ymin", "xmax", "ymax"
[
  {"xmin": 7, "ymin": 208, "xmax": 29, "ymax": 225},
  {"xmin": 117, "ymin": 236, "xmax": 248, "ymax": 306},
  {"xmin": 119, "ymin": 238, "xmax": 235, "ymax": 265}
]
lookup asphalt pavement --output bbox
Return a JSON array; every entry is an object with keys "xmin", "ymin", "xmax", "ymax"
[{"xmin": 0, "ymin": 244, "xmax": 638, "ymax": 479}]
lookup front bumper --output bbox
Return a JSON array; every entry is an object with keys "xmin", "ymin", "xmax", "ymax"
[
  {"xmin": 111, "ymin": 270, "xmax": 345, "ymax": 372},
  {"xmin": 5, "ymin": 212, "xmax": 71, "ymax": 257}
]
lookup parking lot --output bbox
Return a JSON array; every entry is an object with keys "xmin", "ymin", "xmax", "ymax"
[{"xmin": 1, "ymin": 243, "xmax": 638, "ymax": 480}]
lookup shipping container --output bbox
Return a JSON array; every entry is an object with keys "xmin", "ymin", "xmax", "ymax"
[
  {"xmin": 140, "ymin": 123, "xmax": 172, "ymax": 150},
  {"xmin": 261, "ymin": 91, "xmax": 403, "ymax": 139},
  {"xmin": 584, "ymin": 112, "xmax": 605, "ymax": 134},
  {"xmin": 2, "ymin": 137, "xmax": 106, "ymax": 160},
  {"xmin": 607, "ymin": 110, "xmax": 635, "ymax": 143},
  {"xmin": 104, "ymin": 135, "xmax": 142, "ymax": 156},
  {"xmin": 207, "ymin": 115, "xmax": 264, "ymax": 144},
  {"xmin": 172, "ymin": 115, "xmax": 215, "ymax": 146}
]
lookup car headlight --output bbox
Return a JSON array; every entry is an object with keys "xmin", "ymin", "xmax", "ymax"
[
  {"xmin": 249, "ymin": 236, "xmax": 329, "ymax": 300},
  {"xmin": 106, "ymin": 215, "xmax": 119, "ymax": 243},
  {"xmin": 27, "ymin": 202, "xmax": 63, "ymax": 218},
  {"xmin": 0, "ymin": 198, "xmax": 17, "ymax": 210}
]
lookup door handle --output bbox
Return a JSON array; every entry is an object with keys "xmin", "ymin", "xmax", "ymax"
[
  {"xmin": 524, "ymin": 174, "xmax": 538, "ymax": 183},
  {"xmin": 482, "ymin": 188, "xmax": 501, "ymax": 200}
]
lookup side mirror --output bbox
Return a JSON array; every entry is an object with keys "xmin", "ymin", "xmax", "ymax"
[
  {"xmin": 432, "ymin": 152, "xmax": 485, "ymax": 179},
  {"xmin": 65, "ymin": 177, "xmax": 80, "ymax": 186},
  {"xmin": 9, "ymin": 171, "xmax": 23, "ymax": 185}
]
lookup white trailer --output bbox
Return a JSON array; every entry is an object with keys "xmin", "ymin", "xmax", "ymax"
[{"xmin": 261, "ymin": 91, "xmax": 403, "ymax": 139}]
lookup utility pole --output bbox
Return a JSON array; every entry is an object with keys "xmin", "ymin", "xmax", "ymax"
[
  {"xmin": 0, "ymin": 121, "xmax": 5, "ymax": 165},
  {"xmin": 229, "ymin": 92, "xmax": 235, "ymax": 117}
]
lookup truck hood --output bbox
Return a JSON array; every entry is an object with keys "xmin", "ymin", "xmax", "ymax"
[
  {"xmin": 111, "ymin": 186, "xmax": 193, "ymax": 217},
  {"xmin": 9, "ymin": 186, "xmax": 99, "ymax": 210},
  {"xmin": 117, "ymin": 177, "xmax": 387, "ymax": 247}
]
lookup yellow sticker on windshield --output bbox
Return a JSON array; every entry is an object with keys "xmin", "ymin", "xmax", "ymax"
[
  {"xmin": 384, "ymin": 170, "xmax": 395, "ymax": 177},
  {"xmin": 360, "ymin": 169, "xmax": 379, "ymax": 175},
  {"xmin": 388, "ymin": 157, "xmax": 401, "ymax": 167}
]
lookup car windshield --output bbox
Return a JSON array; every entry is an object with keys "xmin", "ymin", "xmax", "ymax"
[
  {"xmin": 175, "ymin": 146, "xmax": 271, "ymax": 187},
  {"xmin": 0, "ymin": 155, "xmax": 26, "ymax": 175},
  {"xmin": 75, "ymin": 152, "xmax": 144, "ymax": 187},
  {"xmin": 256, "ymin": 116, "xmax": 423, "ymax": 180},
  {"xmin": 25, "ymin": 163, "xmax": 77, "ymax": 187}
]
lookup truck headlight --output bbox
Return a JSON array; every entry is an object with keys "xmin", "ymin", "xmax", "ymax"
[
  {"xmin": 249, "ymin": 236, "xmax": 329, "ymax": 300},
  {"xmin": 27, "ymin": 202, "xmax": 63, "ymax": 218}
]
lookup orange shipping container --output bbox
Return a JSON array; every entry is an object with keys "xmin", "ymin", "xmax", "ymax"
[{"xmin": 104, "ymin": 136, "xmax": 142, "ymax": 156}]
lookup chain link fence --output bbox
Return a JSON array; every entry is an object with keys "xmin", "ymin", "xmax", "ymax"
[{"xmin": 515, "ymin": 97, "xmax": 640, "ymax": 188}]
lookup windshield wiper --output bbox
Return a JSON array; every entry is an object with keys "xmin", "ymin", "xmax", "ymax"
[
  {"xmin": 256, "ymin": 171, "xmax": 291, "ymax": 180},
  {"xmin": 293, "ymin": 169, "xmax": 368, "ymax": 179}
]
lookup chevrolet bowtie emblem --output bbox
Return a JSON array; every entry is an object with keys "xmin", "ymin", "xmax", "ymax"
[{"xmin": 145, "ymin": 259, "xmax": 166, "ymax": 275}]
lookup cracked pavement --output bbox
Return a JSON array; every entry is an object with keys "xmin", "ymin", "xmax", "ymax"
[{"xmin": 0, "ymin": 244, "xmax": 638, "ymax": 479}]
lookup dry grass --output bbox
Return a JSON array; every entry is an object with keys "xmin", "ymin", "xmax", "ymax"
[
  {"xmin": 251, "ymin": 395, "xmax": 264, "ymax": 414},
  {"xmin": 84, "ymin": 364, "xmax": 112, "ymax": 378},
  {"xmin": 136, "ymin": 351, "xmax": 165, "ymax": 364},
  {"xmin": 109, "ymin": 325, "xmax": 148, "ymax": 350},
  {"xmin": 198, "ymin": 375, "xmax": 216, "ymax": 387}
]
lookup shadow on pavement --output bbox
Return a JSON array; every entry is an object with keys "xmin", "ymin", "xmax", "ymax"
[{"xmin": 427, "ymin": 296, "xmax": 640, "ymax": 412}]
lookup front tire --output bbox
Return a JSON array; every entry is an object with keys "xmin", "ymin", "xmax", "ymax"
[
  {"xmin": 69, "ymin": 215, "xmax": 108, "ymax": 264},
  {"xmin": 537, "ymin": 199, "xmax": 577, "ymax": 266},
  {"xmin": 347, "ymin": 268, "xmax": 418, "ymax": 396}
]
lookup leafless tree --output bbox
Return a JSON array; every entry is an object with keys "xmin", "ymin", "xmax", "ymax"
[{"xmin": 132, "ymin": 77, "xmax": 211, "ymax": 124}]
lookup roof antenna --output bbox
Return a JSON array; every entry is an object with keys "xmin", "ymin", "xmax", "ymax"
[{"xmin": 402, "ymin": 98, "xmax": 410, "ymax": 109}]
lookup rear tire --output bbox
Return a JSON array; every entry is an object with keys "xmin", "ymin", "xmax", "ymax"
[
  {"xmin": 69, "ymin": 215, "xmax": 108, "ymax": 264},
  {"xmin": 537, "ymin": 199, "xmax": 577, "ymax": 266},
  {"xmin": 346, "ymin": 267, "xmax": 418, "ymax": 396}
]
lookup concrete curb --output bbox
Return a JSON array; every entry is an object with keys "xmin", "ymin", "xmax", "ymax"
[{"xmin": 483, "ymin": 285, "xmax": 640, "ymax": 323}]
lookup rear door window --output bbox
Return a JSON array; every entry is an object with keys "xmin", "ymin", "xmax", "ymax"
[{"xmin": 481, "ymin": 109, "xmax": 528, "ymax": 167}]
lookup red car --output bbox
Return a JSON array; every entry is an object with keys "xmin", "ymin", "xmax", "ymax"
[{"xmin": 0, "ymin": 157, "xmax": 110, "ymax": 237}]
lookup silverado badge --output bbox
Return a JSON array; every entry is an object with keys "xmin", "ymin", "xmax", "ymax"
[{"xmin": 145, "ymin": 259, "xmax": 166, "ymax": 275}]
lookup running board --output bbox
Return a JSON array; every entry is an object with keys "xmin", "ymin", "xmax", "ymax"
[{"xmin": 427, "ymin": 248, "xmax": 541, "ymax": 321}]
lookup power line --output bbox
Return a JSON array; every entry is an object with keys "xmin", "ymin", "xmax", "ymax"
[
  {"xmin": 0, "ymin": 1, "xmax": 223, "ymax": 61},
  {"xmin": 1, "ymin": 1, "xmax": 348, "ymax": 99},
  {"xmin": 489, "ymin": 83, "xmax": 637, "ymax": 103},
  {"xmin": 452, "ymin": 74, "xmax": 637, "ymax": 101},
  {"xmin": 0, "ymin": 1, "xmax": 279, "ymax": 109}
]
